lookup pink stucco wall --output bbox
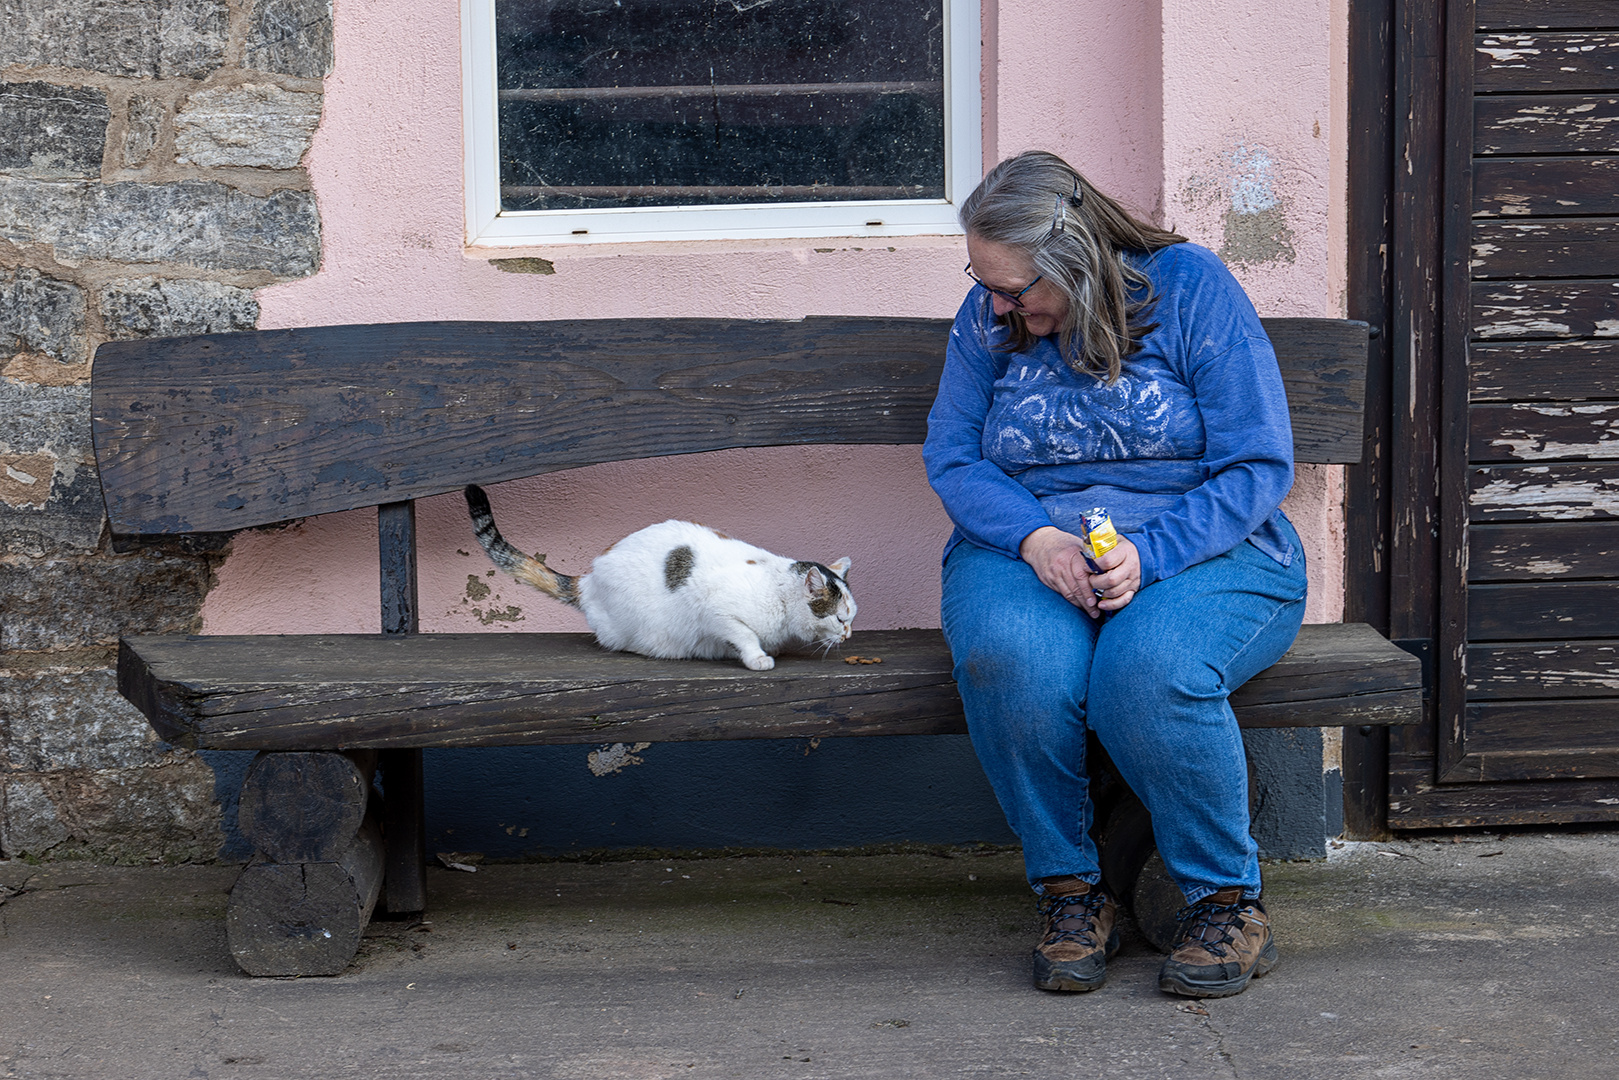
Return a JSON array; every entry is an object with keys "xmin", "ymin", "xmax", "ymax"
[{"xmin": 204, "ymin": 0, "xmax": 1348, "ymax": 636}]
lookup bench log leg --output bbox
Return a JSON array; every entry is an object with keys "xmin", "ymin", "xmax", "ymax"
[
  {"xmin": 237, "ymin": 750, "xmax": 377, "ymax": 863},
  {"xmin": 226, "ymin": 804, "xmax": 385, "ymax": 976},
  {"xmin": 379, "ymin": 748, "xmax": 427, "ymax": 915}
]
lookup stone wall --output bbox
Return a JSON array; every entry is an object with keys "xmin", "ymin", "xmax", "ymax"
[{"xmin": 0, "ymin": 0, "xmax": 328, "ymax": 862}]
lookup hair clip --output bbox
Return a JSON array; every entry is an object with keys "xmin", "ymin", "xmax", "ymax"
[{"xmin": 1048, "ymin": 180, "xmax": 1082, "ymax": 237}]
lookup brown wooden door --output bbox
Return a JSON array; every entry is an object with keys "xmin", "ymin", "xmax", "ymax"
[{"xmin": 1350, "ymin": 0, "xmax": 1619, "ymax": 828}]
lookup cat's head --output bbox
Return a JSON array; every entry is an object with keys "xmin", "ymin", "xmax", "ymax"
[{"xmin": 793, "ymin": 558, "xmax": 856, "ymax": 648}]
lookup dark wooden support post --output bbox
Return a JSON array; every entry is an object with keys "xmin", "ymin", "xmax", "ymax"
[{"xmin": 378, "ymin": 500, "xmax": 428, "ymax": 915}]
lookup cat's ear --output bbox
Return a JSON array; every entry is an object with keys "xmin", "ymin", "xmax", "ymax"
[
  {"xmin": 803, "ymin": 565, "xmax": 828, "ymax": 596},
  {"xmin": 827, "ymin": 557, "xmax": 851, "ymax": 579}
]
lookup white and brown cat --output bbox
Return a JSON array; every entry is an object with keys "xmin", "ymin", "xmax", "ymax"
[{"xmin": 465, "ymin": 485, "xmax": 856, "ymax": 670}]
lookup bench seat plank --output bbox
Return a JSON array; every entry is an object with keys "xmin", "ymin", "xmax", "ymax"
[{"xmin": 121, "ymin": 623, "xmax": 1420, "ymax": 751}]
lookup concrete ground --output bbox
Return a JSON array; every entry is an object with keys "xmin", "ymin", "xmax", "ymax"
[{"xmin": 1, "ymin": 829, "xmax": 1615, "ymax": 1080}]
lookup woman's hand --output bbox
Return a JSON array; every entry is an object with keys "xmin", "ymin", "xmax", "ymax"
[
  {"xmin": 1019, "ymin": 527, "xmax": 1141, "ymax": 616},
  {"xmin": 1089, "ymin": 535, "xmax": 1141, "ymax": 613},
  {"xmin": 1019, "ymin": 527, "xmax": 1103, "ymax": 617}
]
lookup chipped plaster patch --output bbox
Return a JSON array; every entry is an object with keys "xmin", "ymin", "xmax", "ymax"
[
  {"xmin": 587, "ymin": 742, "xmax": 652, "ymax": 776},
  {"xmin": 492, "ymin": 258, "xmax": 555, "ymax": 275},
  {"xmin": 1181, "ymin": 144, "xmax": 1297, "ymax": 268}
]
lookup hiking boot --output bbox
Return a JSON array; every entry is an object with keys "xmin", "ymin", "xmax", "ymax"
[
  {"xmin": 1032, "ymin": 877, "xmax": 1120, "ymax": 992},
  {"xmin": 1158, "ymin": 887, "xmax": 1278, "ymax": 998}
]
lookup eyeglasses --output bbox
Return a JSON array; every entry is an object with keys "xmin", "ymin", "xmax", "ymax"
[{"xmin": 964, "ymin": 264, "xmax": 1043, "ymax": 308}]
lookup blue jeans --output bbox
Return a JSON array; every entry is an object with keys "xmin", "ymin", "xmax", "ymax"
[{"xmin": 940, "ymin": 528, "xmax": 1307, "ymax": 903}]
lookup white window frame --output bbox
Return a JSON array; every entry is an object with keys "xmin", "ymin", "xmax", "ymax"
[{"xmin": 461, "ymin": 0, "xmax": 981, "ymax": 246}]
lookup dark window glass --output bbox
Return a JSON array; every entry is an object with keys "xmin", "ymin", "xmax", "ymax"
[{"xmin": 495, "ymin": 0, "xmax": 946, "ymax": 211}]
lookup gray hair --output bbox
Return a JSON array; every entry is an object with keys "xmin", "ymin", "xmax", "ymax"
[{"xmin": 959, "ymin": 150, "xmax": 1185, "ymax": 383}]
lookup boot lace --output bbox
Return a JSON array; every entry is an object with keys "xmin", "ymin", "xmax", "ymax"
[
  {"xmin": 1038, "ymin": 889, "xmax": 1109, "ymax": 948},
  {"xmin": 1172, "ymin": 896, "xmax": 1245, "ymax": 958}
]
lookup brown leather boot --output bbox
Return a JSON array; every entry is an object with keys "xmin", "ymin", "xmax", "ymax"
[
  {"xmin": 1158, "ymin": 886, "xmax": 1278, "ymax": 998},
  {"xmin": 1032, "ymin": 876, "xmax": 1120, "ymax": 992}
]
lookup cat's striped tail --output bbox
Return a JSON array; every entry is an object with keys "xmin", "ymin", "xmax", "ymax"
[{"xmin": 464, "ymin": 485, "xmax": 582, "ymax": 608}]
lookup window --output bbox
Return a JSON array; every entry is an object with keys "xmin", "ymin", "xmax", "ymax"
[{"xmin": 462, "ymin": 0, "xmax": 981, "ymax": 245}]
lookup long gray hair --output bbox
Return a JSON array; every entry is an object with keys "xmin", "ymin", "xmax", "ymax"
[{"xmin": 959, "ymin": 150, "xmax": 1186, "ymax": 383}]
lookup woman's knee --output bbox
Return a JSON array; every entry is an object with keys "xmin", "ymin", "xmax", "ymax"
[{"xmin": 951, "ymin": 627, "xmax": 1090, "ymax": 713}]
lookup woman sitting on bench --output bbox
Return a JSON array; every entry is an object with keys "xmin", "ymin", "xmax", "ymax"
[{"xmin": 924, "ymin": 150, "xmax": 1307, "ymax": 999}]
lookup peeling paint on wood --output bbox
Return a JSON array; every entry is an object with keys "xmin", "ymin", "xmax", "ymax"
[
  {"xmin": 1474, "ymin": 156, "xmax": 1619, "ymax": 218},
  {"xmin": 1470, "ymin": 218, "xmax": 1619, "ymax": 278},
  {"xmin": 1472, "ymin": 401, "xmax": 1619, "ymax": 461},
  {"xmin": 1468, "ymin": 642, "xmax": 1619, "ymax": 698},
  {"xmin": 1471, "ymin": 280, "xmax": 1619, "ymax": 338},
  {"xmin": 1470, "ymin": 339, "xmax": 1619, "ymax": 401},
  {"xmin": 1470, "ymin": 463, "xmax": 1619, "ymax": 521},
  {"xmin": 1475, "ymin": 34, "xmax": 1619, "ymax": 93},
  {"xmin": 1475, "ymin": 95, "xmax": 1619, "ymax": 155}
]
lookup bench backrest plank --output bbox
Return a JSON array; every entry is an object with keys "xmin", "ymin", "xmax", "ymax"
[{"xmin": 91, "ymin": 315, "xmax": 1369, "ymax": 538}]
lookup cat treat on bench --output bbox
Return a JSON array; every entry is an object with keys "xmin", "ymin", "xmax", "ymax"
[{"xmin": 465, "ymin": 485, "xmax": 856, "ymax": 670}]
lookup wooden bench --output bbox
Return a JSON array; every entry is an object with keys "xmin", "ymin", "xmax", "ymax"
[{"xmin": 91, "ymin": 316, "xmax": 1421, "ymax": 976}]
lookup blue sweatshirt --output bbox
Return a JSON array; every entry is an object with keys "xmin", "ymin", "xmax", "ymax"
[{"xmin": 923, "ymin": 242, "xmax": 1297, "ymax": 589}]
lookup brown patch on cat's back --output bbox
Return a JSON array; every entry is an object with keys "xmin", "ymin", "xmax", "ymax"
[{"xmin": 664, "ymin": 545, "xmax": 695, "ymax": 591}]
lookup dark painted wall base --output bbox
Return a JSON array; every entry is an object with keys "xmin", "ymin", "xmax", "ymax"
[{"xmin": 204, "ymin": 729, "xmax": 1334, "ymax": 868}]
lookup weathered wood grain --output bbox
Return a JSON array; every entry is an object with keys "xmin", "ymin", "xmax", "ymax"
[
  {"xmin": 225, "ymin": 805, "xmax": 385, "ymax": 977},
  {"xmin": 117, "ymin": 624, "xmax": 1421, "ymax": 751},
  {"xmin": 1467, "ymin": 580, "xmax": 1619, "ymax": 638},
  {"xmin": 89, "ymin": 317, "xmax": 1370, "ymax": 536},
  {"xmin": 1389, "ymin": 769, "xmax": 1619, "ymax": 826},
  {"xmin": 1471, "ymin": 217, "xmax": 1619, "ymax": 278},
  {"xmin": 1476, "ymin": 0, "xmax": 1619, "ymax": 30},
  {"xmin": 1469, "ymin": 520, "xmax": 1619, "ymax": 578},
  {"xmin": 1460, "ymin": 699, "xmax": 1619, "ymax": 780},
  {"xmin": 1468, "ymin": 640, "xmax": 1619, "ymax": 696},
  {"xmin": 236, "ymin": 750, "xmax": 377, "ymax": 863},
  {"xmin": 1474, "ymin": 156, "xmax": 1619, "ymax": 217},
  {"xmin": 1475, "ymin": 94, "xmax": 1619, "ymax": 154},
  {"xmin": 1469, "ymin": 461, "xmax": 1619, "ymax": 521},
  {"xmin": 1471, "ymin": 278, "xmax": 1619, "ymax": 338},
  {"xmin": 1469, "ymin": 401, "xmax": 1619, "ymax": 461},
  {"xmin": 1470, "ymin": 339, "xmax": 1619, "ymax": 400},
  {"xmin": 1476, "ymin": 33, "xmax": 1619, "ymax": 92}
]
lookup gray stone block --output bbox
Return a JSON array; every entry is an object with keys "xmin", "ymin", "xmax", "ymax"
[
  {"xmin": 0, "ymin": 466, "xmax": 106, "ymax": 556},
  {"xmin": 0, "ymin": 760, "xmax": 223, "ymax": 863},
  {"xmin": 100, "ymin": 278, "xmax": 258, "ymax": 339},
  {"xmin": 0, "ymin": 665, "xmax": 169, "ymax": 771},
  {"xmin": 0, "ymin": 379, "xmax": 92, "ymax": 460},
  {"xmin": 0, "ymin": 268, "xmax": 86, "ymax": 365},
  {"xmin": 245, "ymin": 0, "xmax": 334, "ymax": 78},
  {"xmin": 174, "ymin": 84, "xmax": 321, "ymax": 169},
  {"xmin": 122, "ymin": 95, "xmax": 164, "ymax": 168},
  {"xmin": 0, "ymin": 178, "xmax": 320, "ymax": 276},
  {"xmin": 0, "ymin": 376, "xmax": 104, "ymax": 553},
  {"xmin": 0, "ymin": 81, "xmax": 109, "ymax": 179},
  {"xmin": 0, "ymin": 0, "xmax": 229, "ymax": 80},
  {"xmin": 0, "ymin": 550, "xmax": 214, "ymax": 652}
]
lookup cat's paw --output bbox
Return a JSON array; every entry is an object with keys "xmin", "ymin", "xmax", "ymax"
[{"xmin": 743, "ymin": 654, "xmax": 775, "ymax": 671}]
